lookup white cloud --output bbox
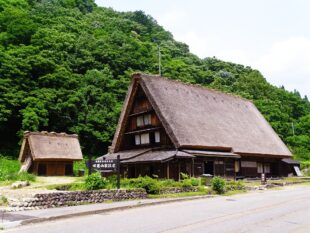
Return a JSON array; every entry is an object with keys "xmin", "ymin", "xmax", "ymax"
[{"xmin": 254, "ymin": 37, "xmax": 310, "ymax": 97}]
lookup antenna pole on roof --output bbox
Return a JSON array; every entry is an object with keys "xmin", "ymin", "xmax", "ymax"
[
  {"xmin": 158, "ymin": 43, "xmax": 161, "ymax": 76},
  {"xmin": 153, "ymin": 38, "xmax": 161, "ymax": 76},
  {"xmin": 291, "ymin": 122, "xmax": 295, "ymax": 136}
]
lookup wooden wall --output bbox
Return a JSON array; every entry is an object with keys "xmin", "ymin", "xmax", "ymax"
[{"xmin": 32, "ymin": 161, "xmax": 73, "ymax": 176}]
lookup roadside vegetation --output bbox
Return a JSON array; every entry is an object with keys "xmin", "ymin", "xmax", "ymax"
[
  {"xmin": 0, "ymin": 156, "xmax": 36, "ymax": 185},
  {"xmin": 47, "ymin": 173, "xmax": 245, "ymax": 197}
]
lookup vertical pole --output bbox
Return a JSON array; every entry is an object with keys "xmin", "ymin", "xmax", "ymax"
[
  {"xmin": 291, "ymin": 122, "xmax": 295, "ymax": 136},
  {"xmin": 117, "ymin": 155, "xmax": 120, "ymax": 189},
  {"xmin": 88, "ymin": 156, "xmax": 92, "ymax": 176},
  {"xmin": 192, "ymin": 158, "xmax": 194, "ymax": 177},
  {"xmin": 167, "ymin": 162, "xmax": 170, "ymax": 179},
  {"xmin": 178, "ymin": 160, "xmax": 180, "ymax": 181},
  {"xmin": 158, "ymin": 44, "xmax": 161, "ymax": 76}
]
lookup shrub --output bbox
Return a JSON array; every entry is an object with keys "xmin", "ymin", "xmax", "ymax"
[
  {"xmin": 120, "ymin": 176, "xmax": 161, "ymax": 194},
  {"xmin": 190, "ymin": 178, "xmax": 200, "ymax": 186},
  {"xmin": 73, "ymin": 160, "xmax": 88, "ymax": 176},
  {"xmin": 160, "ymin": 179, "xmax": 182, "ymax": 188},
  {"xmin": 211, "ymin": 176, "xmax": 226, "ymax": 194},
  {"xmin": 180, "ymin": 172, "xmax": 189, "ymax": 180},
  {"xmin": 181, "ymin": 179, "xmax": 192, "ymax": 188},
  {"xmin": 135, "ymin": 176, "xmax": 161, "ymax": 194},
  {"xmin": 226, "ymin": 180, "xmax": 245, "ymax": 191},
  {"xmin": 84, "ymin": 172, "xmax": 108, "ymax": 190}
]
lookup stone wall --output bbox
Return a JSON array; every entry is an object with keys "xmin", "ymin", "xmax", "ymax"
[{"xmin": 9, "ymin": 189, "xmax": 146, "ymax": 211}]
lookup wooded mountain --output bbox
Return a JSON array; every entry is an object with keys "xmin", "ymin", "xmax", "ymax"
[{"xmin": 0, "ymin": 0, "xmax": 309, "ymax": 163}]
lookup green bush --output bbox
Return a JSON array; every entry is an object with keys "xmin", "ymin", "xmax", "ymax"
[
  {"xmin": 84, "ymin": 172, "xmax": 108, "ymax": 190},
  {"xmin": 211, "ymin": 176, "xmax": 226, "ymax": 194},
  {"xmin": 190, "ymin": 178, "xmax": 200, "ymax": 186},
  {"xmin": 181, "ymin": 179, "xmax": 193, "ymax": 188},
  {"xmin": 180, "ymin": 172, "xmax": 189, "ymax": 180},
  {"xmin": 120, "ymin": 176, "xmax": 161, "ymax": 194},
  {"xmin": 160, "ymin": 179, "xmax": 182, "ymax": 187},
  {"xmin": 73, "ymin": 160, "xmax": 88, "ymax": 176}
]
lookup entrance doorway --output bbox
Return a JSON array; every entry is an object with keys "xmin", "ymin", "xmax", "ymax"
[
  {"xmin": 204, "ymin": 161, "xmax": 214, "ymax": 175},
  {"xmin": 65, "ymin": 163, "xmax": 73, "ymax": 176},
  {"xmin": 38, "ymin": 163, "xmax": 47, "ymax": 176}
]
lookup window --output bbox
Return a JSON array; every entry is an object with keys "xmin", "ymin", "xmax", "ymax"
[
  {"xmin": 141, "ymin": 133, "xmax": 150, "ymax": 144},
  {"xmin": 264, "ymin": 163, "xmax": 270, "ymax": 173},
  {"xmin": 134, "ymin": 133, "xmax": 150, "ymax": 145},
  {"xmin": 137, "ymin": 116, "xmax": 144, "ymax": 127},
  {"xmin": 155, "ymin": 131, "xmax": 160, "ymax": 143},
  {"xmin": 241, "ymin": 161, "xmax": 257, "ymax": 168},
  {"xmin": 135, "ymin": 134, "xmax": 141, "ymax": 145},
  {"xmin": 235, "ymin": 161, "xmax": 240, "ymax": 172},
  {"xmin": 136, "ymin": 114, "xmax": 152, "ymax": 127},
  {"xmin": 144, "ymin": 114, "xmax": 151, "ymax": 125},
  {"xmin": 257, "ymin": 163, "xmax": 270, "ymax": 173},
  {"xmin": 257, "ymin": 162, "xmax": 263, "ymax": 173}
]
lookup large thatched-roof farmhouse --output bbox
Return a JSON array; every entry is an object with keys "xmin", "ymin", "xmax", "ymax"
[
  {"xmin": 101, "ymin": 73, "xmax": 298, "ymax": 180},
  {"xmin": 19, "ymin": 131, "xmax": 83, "ymax": 176}
]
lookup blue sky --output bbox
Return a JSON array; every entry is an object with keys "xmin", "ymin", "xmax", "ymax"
[{"xmin": 95, "ymin": 0, "xmax": 310, "ymax": 97}]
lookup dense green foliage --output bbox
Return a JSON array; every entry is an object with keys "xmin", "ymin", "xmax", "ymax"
[
  {"xmin": 211, "ymin": 176, "xmax": 226, "ymax": 194},
  {"xmin": 0, "ymin": 156, "xmax": 36, "ymax": 182},
  {"xmin": 84, "ymin": 172, "xmax": 107, "ymax": 190},
  {"xmin": 0, "ymin": 0, "xmax": 309, "ymax": 162}
]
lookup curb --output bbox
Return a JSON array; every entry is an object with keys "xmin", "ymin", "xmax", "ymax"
[{"xmin": 11, "ymin": 195, "xmax": 216, "ymax": 228}]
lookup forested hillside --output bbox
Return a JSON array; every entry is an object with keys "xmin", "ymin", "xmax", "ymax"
[{"xmin": 0, "ymin": 0, "xmax": 309, "ymax": 163}]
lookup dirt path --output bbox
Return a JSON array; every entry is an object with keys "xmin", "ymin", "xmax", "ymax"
[{"xmin": 0, "ymin": 177, "xmax": 80, "ymax": 201}]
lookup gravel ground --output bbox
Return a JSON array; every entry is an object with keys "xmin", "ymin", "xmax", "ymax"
[{"xmin": 0, "ymin": 177, "xmax": 80, "ymax": 201}]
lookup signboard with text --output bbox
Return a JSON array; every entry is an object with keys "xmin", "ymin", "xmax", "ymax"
[{"xmin": 86, "ymin": 155, "xmax": 121, "ymax": 189}]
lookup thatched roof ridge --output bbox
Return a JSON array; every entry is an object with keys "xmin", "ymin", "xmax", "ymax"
[
  {"xmin": 132, "ymin": 72, "xmax": 252, "ymax": 103},
  {"xmin": 19, "ymin": 131, "xmax": 83, "ymax": 162},
  {"xmin": 23, "ymin": 131, "xmax": 79, "ymax": 138}
]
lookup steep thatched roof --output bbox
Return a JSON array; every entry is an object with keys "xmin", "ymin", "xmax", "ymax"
[
  {"xmin": 19, "ymin": 131, "xmax": 83, "ymax": 162},
  {"xmin": 111, "ymin": 73, "xmax": 292, "ymax": 157}
]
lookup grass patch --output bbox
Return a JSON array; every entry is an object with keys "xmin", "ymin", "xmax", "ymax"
[
  {"xmin": 148, "ymin": 191, "xmax": 210, "ymax": 199},
  {"xmin": 0, "ymin": 156, "xmax": 36, "ymax": 183}
]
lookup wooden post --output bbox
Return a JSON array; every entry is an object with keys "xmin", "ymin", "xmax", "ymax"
[
  {"xmin": 192, "ymin": 158, "xmax": 194, "ymax": 177},
  {"xmin": 88, "ymin": 156, "xmax": 92, "ymax": 176},
  {"xmin": 167, "ymin": 162, "xmax": 170, "ymax": 179},
  {"xmin": 178, "ymin": 160, "xmax": 180, "ymax": 181},
  {"xmin": 117, "ymin": 155, "xmax": 120, "ymax": 189}
]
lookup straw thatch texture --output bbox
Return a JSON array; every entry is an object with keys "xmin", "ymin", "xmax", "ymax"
[
  {"xmin": 19, "ymin": 131, "xmax": 83, "ymax": 162},
  {"xmin": 112, "ymin": 73, "xmax": 291, "ymax": 157}
]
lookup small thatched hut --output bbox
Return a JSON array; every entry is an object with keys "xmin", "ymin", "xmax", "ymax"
[
  {"xmin": 99, "ymin": 73, "xmax": 299, "ymax": 179},
  {"xmin": 19, "ymin": 131, "xmax": 83, "ymax": 176}
]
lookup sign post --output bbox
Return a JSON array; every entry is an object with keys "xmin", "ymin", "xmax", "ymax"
[
  {"xmin": 117, "ymin": 155, "xmax": 120, "ymax": 189},
  {"xmin": 86, "ymin": 156, "xmax": 121, "ymax": 189}
]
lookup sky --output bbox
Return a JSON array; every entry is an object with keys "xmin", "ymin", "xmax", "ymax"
[{"xmin": 95, "ymin": 0, "xmax": 310, "ymax": 98}]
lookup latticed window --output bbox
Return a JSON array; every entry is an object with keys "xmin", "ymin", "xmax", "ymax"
[
  {"xmin": 136, "ymin": 114, "xmax": 151, "ymax": 127},
  {"xmin": 155, "ymin": 131, "xmax": 160, "ymax": 143},
  {"xmin": 134, "ymin": 133, "xmax": 150, "ymax": 145},
  {"xmin": 141, "ymin": 133, "xmax": 150, "ymax": 144}
]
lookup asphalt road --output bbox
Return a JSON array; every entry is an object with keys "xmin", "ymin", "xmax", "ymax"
[{"xmin": 5, "ymin": 185, "xmax": 310, "ymax": 233}]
